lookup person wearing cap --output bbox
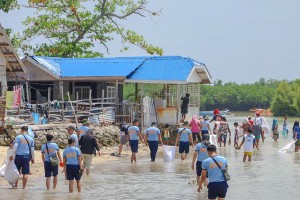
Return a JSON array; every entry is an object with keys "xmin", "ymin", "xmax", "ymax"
[
  {"xmin": 192, "ymin": 134, "xmax": 210, "ymax": 185},
  {"xmin": 175, "ymin": 121, "xmax": 194, "ymax": 161},
  {"xmin": 200, "ymin": 116, "xmax": 211, "ymax": 137},
  {"xmin": 145, "ymin": 122, "xmax": 163, "ymax": 162},
  {"xmin": 63, "ymin": 137, "xmax": 83, "ymax": 193},
  {"xmin": 128, "ymin": 119, "xmax": 144, "ymax": 163},
  {"xmin": 41, "ymin": 134, "xmax": 63, "ymax": 190},
  {"xmin": 252, "ymin": 119, "xmax": 263, "ymax": 150},
  {"xmin": 118, "ymin": 122, "xmax": 129, "ymax": 157},
  {"xmin": 198, "ymin": 144, "xmax": 229, "ymax": 199},
  {"xmin": 254, "ymin": 112, "xmax": 266, "ymax": 143},
  {"xmin": 10, "ymin": 126, "xmax": 35, "ymax": 189},
  {"xmin": 79, "ymin": 129, "xmax": 100, "ymax": 175},
  {"xmin": 68, "ymin": 126, "xmax": 79, "ymax": 148},
  {"xmin": 78, "ymin": 119, "xmax": 90, "ymax": 139}
]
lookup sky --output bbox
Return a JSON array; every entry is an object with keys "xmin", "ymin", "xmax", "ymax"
[{"xmin": 0, "ymin": 0, "xmax": 299, "ymax": 83}]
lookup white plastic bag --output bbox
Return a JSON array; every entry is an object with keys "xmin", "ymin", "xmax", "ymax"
[
  {"xmin": 4, "ymin": 161, "xmax": 19, "ymax": 186},
  {"xmin": 0, "ymin": 162, "xmax": 6, "ymax": 177},
  {"xmin": 163, "ymin": 145, "xmax": 175, "ymax": 162},
  {"xmin": 278, "ymin": 140, "xmax": 296, "ymax": 153},
  {"xmin": 210, "ymin": 134, "xmax": 219, "ymax": 148}
]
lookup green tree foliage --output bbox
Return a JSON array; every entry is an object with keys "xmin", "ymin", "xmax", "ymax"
[
  {"xmin": 0, "ymin": 0, "xmax": 17, "ymax": 12},
  {"xmin": 3, "ymin": 0, "xmax": 163, "ymax": 57},
  {"xmin": 271, "ymin": 81, "xmax": 297, "ymax": 116},
  {"xmin": 200, "ymin": 79, "xmax": 280, "ymax": 111}
]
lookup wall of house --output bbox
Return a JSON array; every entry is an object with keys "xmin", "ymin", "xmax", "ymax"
[{"xmin": 23, "ymin": 60, "xmax": 57, "ymax": 81}]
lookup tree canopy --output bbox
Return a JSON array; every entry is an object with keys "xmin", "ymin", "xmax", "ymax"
[{"xmin": 1, "ymin": 0, "xmax": 163, "ymax": 57}]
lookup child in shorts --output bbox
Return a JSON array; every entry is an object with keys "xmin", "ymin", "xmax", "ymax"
[
  {"xmin": 238, "ymin": 128, "xmax": 256, "ymax": 162},
  {"xmin": 233, "ymin": 122, "xmax": 239, "ymax": 148},
  {"xmin": 164, "ymin": 124, "xmax": 170, "ymax": 145}
]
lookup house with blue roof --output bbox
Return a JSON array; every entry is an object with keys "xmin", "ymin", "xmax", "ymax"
[{"xmin": 13, "ymin": 55, "xmax": 212, "ymax": 125}]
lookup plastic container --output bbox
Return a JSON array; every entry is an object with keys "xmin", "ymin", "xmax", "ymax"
[{"xmin": 163, "ymin": 145, "xmax": 176, "ymax": 162}]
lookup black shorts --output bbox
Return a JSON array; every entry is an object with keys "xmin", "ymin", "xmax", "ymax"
[
  {"xmin": 66, "ymin": 164, "xmax": 80, "ymax": 180},
  {"xmin": 179, "ymin": 141, "xmax": 189, "ymax": 153},
  {"xmin": 44, "ymin": 161, "xmax": 58, "ymax": 177},
  {"xmin": 208, "ymin": 181, "xmax": 229, "ymax": 199},
  {"xmin": 130, "ymin": 140, "xmax": 139, "ymax": 153}
]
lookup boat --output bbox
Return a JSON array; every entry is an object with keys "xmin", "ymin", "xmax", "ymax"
[
  {"xmin": 249, "ymin": 108, "xmax": 273, "ymax": 116},
  {"xmin": 199, "ymin": 109, "xmax": 230, "ymax": 117}
]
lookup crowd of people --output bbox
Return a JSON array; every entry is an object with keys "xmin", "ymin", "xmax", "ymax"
[
  {"xmin": 4, "ymin": 109, "xmax": 300, "ymax": 200},
  {"xmin": 6, "ymin": 119, "xmax": 100, "ymax": 193}
]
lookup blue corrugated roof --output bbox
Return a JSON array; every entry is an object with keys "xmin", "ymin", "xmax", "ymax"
[
  {"xmin": 31, "ymin": 56, "xmax": 146, "ymax": 77},
  {"xmin": 30, "ymin": 56, "xmax": 206, "ymax": 82},
  {"xmin": 127, "ymin": 56, "xmax": 200, "ymax": 82}
]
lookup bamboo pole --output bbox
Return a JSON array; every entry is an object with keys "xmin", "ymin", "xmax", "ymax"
[{"xmin": 67, "ymin": 92, "xmax": 78, "ymax": 128}]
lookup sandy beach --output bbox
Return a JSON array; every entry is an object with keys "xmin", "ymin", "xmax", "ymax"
[{"xmin": 0, "ymin": 144, "xmax": 150, "ymax": 187}]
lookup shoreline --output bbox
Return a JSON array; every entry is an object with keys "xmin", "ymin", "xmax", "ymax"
[{"xmin": 0, "ymin": 144, "xmax": 151, "ymax": 187}]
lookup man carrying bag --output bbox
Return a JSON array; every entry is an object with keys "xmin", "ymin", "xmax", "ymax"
[{"xmin": 10, "ymin": 126, "xmax": 35, "ymax": 189}]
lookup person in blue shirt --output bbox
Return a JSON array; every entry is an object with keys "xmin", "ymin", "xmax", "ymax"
[
  {"xmin": 68, "ymin": 126, "xmax": 79, "ymax": 148},
  {"xmin": 128, "ymin": 119, "xmax": 144, "ymax": 163},
  {"xmin": 63, "ymin": 137, "xmax": 83, "ymax": 193},
  {"xmin": 78, "ymin": 119, "xmax": 90, "ymax": 139},
  {"xmin": 175, "ymin": 121, "xmax": 194, "ymax": 161},
  {"xmin": 198, "ymin": 144, "xmax": 229, "ymax": 200},
  {"xmin": 192, "ymin": 134, "xmax": 210, "ymax": 185},
  {"xmin": 41, "ymin": 134, "xmax": 62, "ymax": 190},
  {"xmin": 145, "ymin": 122, "xmax": 163, "ymax": 162},
  {"xmin": 10, "ymin": 126, "xmax": 35, "ymax": 189}
]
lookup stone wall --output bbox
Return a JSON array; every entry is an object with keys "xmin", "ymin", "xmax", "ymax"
[{"xmin": 0, "ymin": 125, "xmax": 120, "ymax": 150}]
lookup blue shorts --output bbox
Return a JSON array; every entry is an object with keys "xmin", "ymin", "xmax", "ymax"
[
  {"xmin": 44, "ymin": 161, "xmax": 58, "ymax": 177},
  {"xmin": 130, "ymin": 140, "xmax": 139, "ymax": 153},
  {"xmin": 179, "ymin": 141, "xmax": 189, "ymax": 154},
  {"xmin": 201, "ymin": 130, "xmax": 209, "ymax": 136},
  {"xmin": 208, "ymin": 181, "xmax": 229, "ymax": 199},
  {"xmin": 196, "ymin": 161, "xmax": 203, "ymax": 176},
  {"xmin": 196, "ymin": 161, "xmax": 208, "ymax": 177},
  {"xmin": 66, "ymin": 164, "xmax": 80, "ymax": 180},
  {"xmin": 15, "ymin": 155, "xmax": 31, "ymax": 175}
]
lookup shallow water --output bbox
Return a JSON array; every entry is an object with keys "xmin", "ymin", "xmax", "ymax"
[{"xmin": 1, "ymin": 116, "xmax": 300, "ymax": 200}]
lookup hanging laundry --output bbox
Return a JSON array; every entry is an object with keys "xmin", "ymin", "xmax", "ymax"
[{"xmin": 5, "ymin": 91, "xmax": 14, "ymax": 108}]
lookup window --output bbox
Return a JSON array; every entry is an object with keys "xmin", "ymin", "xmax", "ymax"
[
  {"xmin": 75, "ymin": 86, "xmax": 90, "ymax": 100},
  {"xmin": 107, "ymin": 86, "xmax": 116, "ymax": 102}
]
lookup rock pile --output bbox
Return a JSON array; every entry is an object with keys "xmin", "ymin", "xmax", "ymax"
[{"xmin": 0, "ymin": 125, "xmax": 121, "ymax": 150}]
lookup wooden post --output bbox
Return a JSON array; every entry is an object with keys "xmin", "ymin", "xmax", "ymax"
[
  {"xmin": 67, "ymin": 92, "xmax": 78, "ymax": 128},
  {"xmin": 47, "ymin": 87, "xmax": 51, "ymax": 102},
  {"xmin": 176, "ymin": 84, "xmax": 180, "ymax": 123},
  {"xmin": 197, "ymin": 83, "xmax": 200, "ymax": 108},
  {"xmin": 60, "ymin": 81, "xmax": 64, "ymax": 122},
  {"xmin": 76, "ymin": 92, "xmax": 79, "ymax": 113},
  {"xmin": 115, "ymin": 80, "xmax": 119, "ymax": 103},
  {"xmin": 26, "ymin": 81, "xmax": 30, "ymax": 103},
  {"xmin": 135, "ymin": 83, "xmax": 138, "ymax": 102},
  {"xmin": 101, "ymin": 89, "xmax": 104, "ymax": 108},
  {"xmin": 89, "ymin": 88, "xmax": 92, "ymax": 115}
]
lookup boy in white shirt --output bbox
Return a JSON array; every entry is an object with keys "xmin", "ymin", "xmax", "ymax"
[{"xmin": 238, "ymin": 128, "xmax": 256, "ymax": 162}]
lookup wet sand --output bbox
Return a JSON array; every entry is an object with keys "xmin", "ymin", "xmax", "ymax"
[{"xmin": 0, "ymin": 144, "xmax": 150, "ymax": 187}]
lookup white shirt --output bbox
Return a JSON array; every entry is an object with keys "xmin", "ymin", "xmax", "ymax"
[{"xmin": 243, "ymin": 134, "xmax": 256, "ymax": 152}]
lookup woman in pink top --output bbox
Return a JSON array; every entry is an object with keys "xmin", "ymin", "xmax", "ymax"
[{"xmin": 190, "ymin": 115, "xmax": 201, "ymax": 145}]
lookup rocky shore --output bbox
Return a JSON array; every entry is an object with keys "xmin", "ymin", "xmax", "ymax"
[{"xmin": 0, "ymin": 124, "xmax": 120, "ymax": 150}]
